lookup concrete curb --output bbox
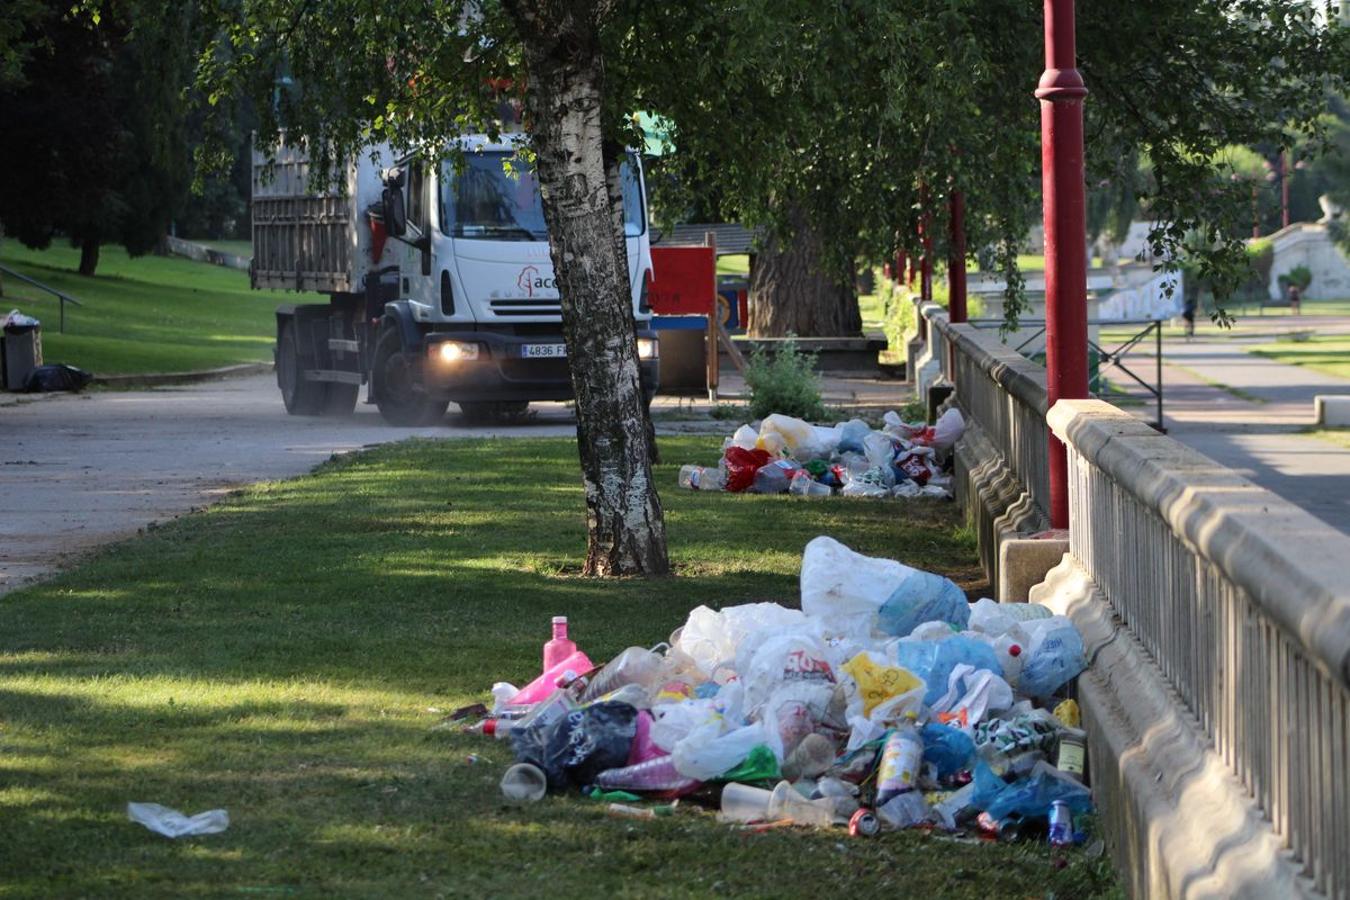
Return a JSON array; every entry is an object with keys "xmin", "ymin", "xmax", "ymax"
[
  {"xmin": 94, "ymin": 362, "xmax": 273, "ymax": 388},
  {"xmin": 1031, "ymin": 555, "xmax": 1316, "ymax": 899}
]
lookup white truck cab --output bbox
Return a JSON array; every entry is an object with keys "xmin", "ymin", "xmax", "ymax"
[{"xmin": 251, "ymin": 134, "xmax": 658, "ymax": 424}]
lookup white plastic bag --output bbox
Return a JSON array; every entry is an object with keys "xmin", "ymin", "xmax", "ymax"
[
  {"xmin": 730, "ymin": 424, "xmax": 759, "ymax": 449},
  {"xmin": 739, "ymin": 631, "xmax": 835, "ymax": 715},
  {"xmin": 673, "ymin": 603, "xmax": 806, "ymax": 678},
  {"xmin": 672, "ymin": 721, "xmax": 767, "ymax": 780},
  {"xmin": 759, "ymin": 414, "xmax": 815, "ymax": 453},
  {"xmin": 931, "ymin": 408, "xmax": 966, "ymax": 451},
  {"xmin": 127, "ymin": 803, "xmax": 229, "ymax": 838},
  {"xmin": 930, "ymin": 664, "xmax": 1014, "ymax": 729},
  {"xmin": 800, "ymin": 537, "xmax": 916, "ymax": 637}
]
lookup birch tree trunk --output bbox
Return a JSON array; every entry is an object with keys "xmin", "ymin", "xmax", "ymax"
[
  {"xmin": 505, "ymin": 0, "xmax": 669, "ymax": 577},
  {"xmin": 747, "ymin": 207, "xmax": 861, "ymax": 338}
]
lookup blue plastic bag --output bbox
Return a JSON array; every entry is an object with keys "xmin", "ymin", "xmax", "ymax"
[
  {"xmin": 896, "ymin": 636, "xmax": 1001, "ymax": 705},
  {"xmin": 837, "ymin": 419, "xmax": 872, "ymax": 454},
  {"xmin": 921, "ymin": 722, "xmax": 975, "ymax": 778},
  {"xmin": 982, "ymin": 761, "xmax": 1092, "ymax": 822},
  {"xmin": 1018, "ymin": 618, "xmax": 1087, "ymax": 697},
  {"xmin": 877, "ymin": 571, "xmax": 971, "ymax": 638}
]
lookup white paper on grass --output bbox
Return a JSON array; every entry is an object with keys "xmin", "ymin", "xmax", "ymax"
[
  {"xmin": 799, "ymin": 536, "xmax": 916, "ymax": 638},
  {"xmin": 127, "ymin": 802, "xmax": 229, "ymax": 838}
]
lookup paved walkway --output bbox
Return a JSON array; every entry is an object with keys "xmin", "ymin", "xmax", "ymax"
[{"xmin": 1134, "ymin": 319, "xmax": 1350, "ymax": 536}]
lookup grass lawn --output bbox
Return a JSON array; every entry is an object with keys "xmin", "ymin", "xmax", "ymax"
[
  {"xmin": 1308, "ymin": 428, "xmax": 1350, "ymax": 449},
  {"xmin": 0, "ymin": 436, "xmax": 1117, "ymax": 898},
  {"xmin": 0, "ymin": 241, "xmax": 301, "ymax": 375},
  {"xmin": 1248, "ymin": 334, "xmax": 1350, "ymax": 380}
]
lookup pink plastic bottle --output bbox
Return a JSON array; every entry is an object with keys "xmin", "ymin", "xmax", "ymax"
[
  {"xmin": 544, "ymin": 616, "xmax": 577, "ymax": 671},
  {"xmin": 512, "ymin": 650, "xmax": 594, "ymax": 706}
]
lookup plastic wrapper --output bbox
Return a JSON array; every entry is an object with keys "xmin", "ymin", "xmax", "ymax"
[
  {"xmin": 982, "ymin": 760, "xmax": 1092, "ymax": 822},
  {"xmin": 511, "ymin": 701, "xmax": 639, "ymax": 790},
  {"xmin": 920, "ymin": 722, "xmax": 976, "ymax": 778},
  {"xmin": 673, "ymin": 603, "xmax": 807, "ymax": 679},
  {"xmin": 895, "ymin": 635, "xmax": 1002, "ymax": 706},
  {"xmin": 876, "ymin": 570, "xmax": 970, "ymax": 637},
  {"xmin": 1018, "ymin": 616, "xmax": 1088, "ymax": 697},
  {"xmin": 672, "ymin": 721, "xmax": 767, "ymax": 780},
  {"xmin": 127, "ymin": 803, "xmax": 229, "ymax": 838},
  {"xmin": 930, "ymin": 664, "xmax": 1014, "ymax": 729},
  {"xmin": 800, "ymin": 537, "xmax": 917, "ymax": 637},
  {"xmin": 723, "ymin": 446, "xmax": 772, "ymax": 492},
  {"xmin": 718, "ymin": 744, "xmax": 781, "ymax": 783},
  {"xmin": 877, "ymin": 790, "xmax": 930, "ymax": 829},
  {"xmin": 836, "ymin": 419, "xmax": 871, "ymax": 454},
  {"xmin": 840, "ymin": 651, "xmax": 923, "ymax": 718}
]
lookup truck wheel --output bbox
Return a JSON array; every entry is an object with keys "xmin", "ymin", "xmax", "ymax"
[
  {"xmin": 278, "ymin": 320, "xmax": 325, "ymax": 416},
  {"xmin": 322, "ymin": 383, "xmax": 360, "ymax": 416},
  {"xmin": 372, "ymin": 328, "xmax": 447, "ymax": 426},
  {"xmin": 458, "ymin": 401, "xmax": 530, "ymax": 423}
]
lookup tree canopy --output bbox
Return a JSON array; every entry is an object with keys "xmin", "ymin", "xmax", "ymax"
[{"xmin": 0, "ymin": 1, "xmax": 196, "ymax": 275}]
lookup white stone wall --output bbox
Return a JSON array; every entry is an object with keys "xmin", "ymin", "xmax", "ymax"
[{"xmin": 1266, "ymin": 223, "xmax": 1350, "ymax": 301}]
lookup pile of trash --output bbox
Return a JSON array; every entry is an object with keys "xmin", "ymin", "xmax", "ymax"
[
  {"xmin": 467, "ymin": 536, "xmax": 1093, "ymax": 844},
  {"xmin": 677, "ymin": 409, "xmax": 965, "ymax": 499}
]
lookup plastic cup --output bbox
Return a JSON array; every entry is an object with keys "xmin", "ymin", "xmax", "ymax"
[
  {"xmin": 500, "ymin": 763, "xmax": 548, "ymax": 804},
  {"xmin": 717, "ymin": 783, "xmax": 774, "ymax": 823}
]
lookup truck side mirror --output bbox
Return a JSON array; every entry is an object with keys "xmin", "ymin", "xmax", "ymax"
[{"xmin": 383, "ymin": 187, "xmax": 407, "ymax": 237}]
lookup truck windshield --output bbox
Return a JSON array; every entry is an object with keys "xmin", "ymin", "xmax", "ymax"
[{"xmin": 441, "ymin": 151, "xmax": 645, "ymax": 241}]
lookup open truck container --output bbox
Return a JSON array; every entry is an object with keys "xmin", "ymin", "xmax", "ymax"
[{"xmin": 251, "ymin": 134, "xmax": 659, "ymax": 424}]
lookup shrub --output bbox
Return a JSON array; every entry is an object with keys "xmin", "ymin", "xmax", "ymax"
[
  {"xmin": 744, "ymin": 338, "xmax": 825, "ymax": 421},
  {"xmin": 1277, "ymin": 264, "xmax": 1313, "ymax": 291}
]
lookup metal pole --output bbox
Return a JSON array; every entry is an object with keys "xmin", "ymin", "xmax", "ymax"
[
  {"xmin": 1155, "ymin": 320, "xmax": 1163, "ymax": 431},
  {"xmin": 1037, "ymin": 0, "xmax": 1089, "ymax": 529},
  {"xmin": 919, "ymin": 185, "xmax": 933, "ymax": 303},
  {"xmin": 1280, "ymin": 150, "xmax": 1290, "ymax": 229}
]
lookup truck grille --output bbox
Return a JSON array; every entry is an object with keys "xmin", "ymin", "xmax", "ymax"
[{"xmin": 490, "ymin": 299, "xmax": 562, "ymax": 317}]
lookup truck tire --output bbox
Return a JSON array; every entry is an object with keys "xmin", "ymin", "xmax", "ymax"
[
  {"xmin": 458, "ymin": 401, "xmax": 530, "ymax": 423},
  {"xmin": 322, "ymin": 383, "xmax": 360, "ymax": 416},
  {"xmin": 277, "ymin": 320, "xmax": 326, "ymax": 416},
  {"xmin": 372, "ymin": 328, "xmax": 447, "ymax": 426}
]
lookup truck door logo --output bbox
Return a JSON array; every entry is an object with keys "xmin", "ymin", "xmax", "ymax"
[{"xmin": 517, "ymin": 265, "xmax": 556, "ymax": 298}]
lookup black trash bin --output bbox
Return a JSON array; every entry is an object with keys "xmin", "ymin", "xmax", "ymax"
[{"xmin": 2, "ymin": 319, "xmax": 43, "ymax": 391}]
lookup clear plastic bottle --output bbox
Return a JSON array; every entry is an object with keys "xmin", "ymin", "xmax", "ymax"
[
  {"xmin": 788, "ymin": 470, "xmax": 832, "ymax": 497},
  {"xmin": 994, "ymin": 633, "xmax": 1026, "ymax": 690},
  {"xmin": 678, "ymin": 465, "xmax": 724, "ymax": 491},
  {"xmin": 580, "ymin": 646, "xmax": 664, "ymax": 703},
  {"xmin": 595, "ymin": 755, "xmax": 699, "ymax": 793},
  {"xmin": 543, "ymin": 616, "xmax": 576, "ymax": 672}
]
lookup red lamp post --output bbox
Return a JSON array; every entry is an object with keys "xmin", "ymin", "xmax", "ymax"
[
  {"xmin": 948, "ymin": 189, "xmax": 968, "ymax": 323},
  {"xmin": 1037, "ymin": 0, "xmax": 1089, "ymax": 530}
]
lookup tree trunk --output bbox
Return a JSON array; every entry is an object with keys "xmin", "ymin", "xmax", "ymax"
[
  {"xmin": 747, "ymin": 208, "xmax": 861, "ymax": 338},
  {"xmin": 505, "ymin": 0, "xmax": 669, "ymax": 577},
  {"xmin": 78, "ymin": 237, "xmax": 101, "ymax": 276}
]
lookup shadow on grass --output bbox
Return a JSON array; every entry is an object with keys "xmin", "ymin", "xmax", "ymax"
[{"xmin": 0, "ymin": 436, "xmax": 1074, "ymax": 898}]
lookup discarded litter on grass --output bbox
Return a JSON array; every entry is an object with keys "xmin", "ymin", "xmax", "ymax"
[
  {"xmin": 464, "ymin": 537, "xmax": 1092, "ymax": 845},
  {"xmin": 678, "ymin": 410, "xmax": 965, "ymax": 499},
  {"xmin": 126, "ymin": 802, "xmax": 230, "ymax": 838}
]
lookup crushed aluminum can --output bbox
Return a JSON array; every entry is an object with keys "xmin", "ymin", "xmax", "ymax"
[
  {"xmin": 848, "ymin": 808, "xmax": 880, "ymax": 837},
  {"xmin": 1048, "ymin": 800, "xmax": 1073, "ymax": 847}
]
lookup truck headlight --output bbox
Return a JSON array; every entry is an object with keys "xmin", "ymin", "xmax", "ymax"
[
  {"xmin": 433, "ymin": 340, "xmax": 480, "ymax": 364},
  {"xmin": 637, "ymin": 337, "xmax": 659, "ymax": 360}
]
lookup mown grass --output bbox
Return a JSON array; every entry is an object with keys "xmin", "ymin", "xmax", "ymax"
[
  {"xmin": 1248, "ymin": 334, "xmax": 1350, "ymax": 380},
  {"xmin": 0, "ymin": 241, "xmax": 301, "ymax": 375},
  {"xmin": 0, "ymin": 436, "xmax": 1118, "ymax": 898}
]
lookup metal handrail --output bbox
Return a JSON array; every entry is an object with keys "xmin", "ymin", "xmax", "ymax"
[{"xmin": 0, "ymin": 263, "xmax": 84, "ymax": 333}]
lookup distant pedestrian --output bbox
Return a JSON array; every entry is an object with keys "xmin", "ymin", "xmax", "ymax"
[
  {"xmin": 1182, "ymin": 293, "xmax": 1197, "ymax": 338},
  {"xmin": 1287, "ymin": 283, "xmax": 1302, "ymax": 316}
]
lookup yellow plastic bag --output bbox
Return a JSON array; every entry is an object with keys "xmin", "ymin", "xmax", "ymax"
[
  {"xmin": 1053, "ymin": 698, "xmax": 1081, "ymax": 729},
  {"xmin": 759, "ymin": 414, "xmax": 814, "ymax": 452},
  {"xmin": 842, "ymin": 652, "xmax": 924, "ymax": 718}
]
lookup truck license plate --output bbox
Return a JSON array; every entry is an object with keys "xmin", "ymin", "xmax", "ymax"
[{"xmin": 521, "ymin": 343, "xmax": 567, "ymax": 359}]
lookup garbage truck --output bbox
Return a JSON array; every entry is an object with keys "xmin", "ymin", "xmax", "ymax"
[{"xmin": 250, "ymin": 134, "xmax": 659, "ymax": 424}]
